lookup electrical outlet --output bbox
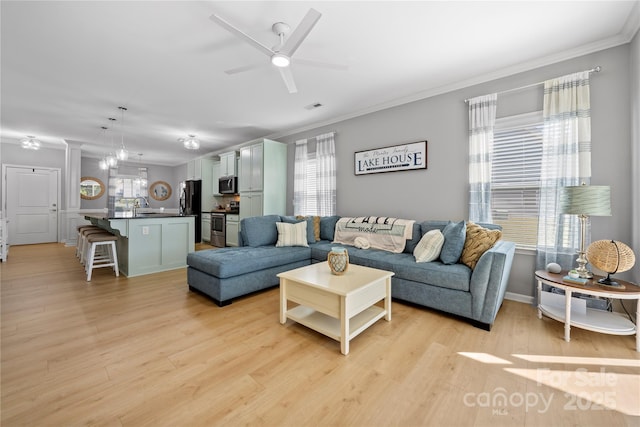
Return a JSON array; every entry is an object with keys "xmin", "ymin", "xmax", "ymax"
[{"xmin": 142, "ymin": 226, "xmax": 149, "ymax": 235}]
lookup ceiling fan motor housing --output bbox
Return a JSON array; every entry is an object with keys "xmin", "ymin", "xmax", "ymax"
[{"xmin": 272, "ymin": 22, "xmax": 290, "ymax": 37}]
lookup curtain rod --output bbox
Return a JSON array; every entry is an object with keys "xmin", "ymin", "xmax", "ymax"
[
  {"xmin": 306, "ymin": 131, "xmax": 336, "ymax": 141},
  {"xmin": 464, "ymin": 66, "xmax": 601, "ymax": 103},
  {"xmin": 295, "ymin": 131, "xmax": 336, "ymax": 145}
]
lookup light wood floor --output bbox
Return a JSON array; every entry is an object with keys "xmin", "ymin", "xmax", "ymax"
[{"xmin": 1, "ymin": 243, "xmax": 639, "ymax": 426}]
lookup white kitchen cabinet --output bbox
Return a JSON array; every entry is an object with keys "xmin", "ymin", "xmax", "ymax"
[
  {"xmin": 212, "ymin": 161, "xmax": 221, "ymax": 195},
  {"xmin": 239, "ymin": 144, "xmax": 263, "ymax": 192},
  {"xmin": 186, "ymin": 158, "xmax": 214, "ymax": 209},
  {"xmin": 201, "ymin": 213, "xmax": 211, "ymax": 242},
  {"xmin": 238, "ymin": 139, "xmax": 286, "ymax": 221},
  {"xmin": 200, "ymin": 158, "xmax": 214, "ymax": 211},
  {"xmin": 219, "ymin": 151, "xmax": 237, "ymax": 177},
  {"xmin": 226, "ymin": 214, "xmax": 239, "ymax": 247},
  {"xmin": 186, "ymin": 159, "xmax": 202, "ymax": 180},
  {"xmin": 239, "ymin": 192, "xmax": 264, "ymax": 221}
]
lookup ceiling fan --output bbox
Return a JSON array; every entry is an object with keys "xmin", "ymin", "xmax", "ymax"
[{"xmin": 209, "ymin": 8, "xmax": 347, "ymax": 93}]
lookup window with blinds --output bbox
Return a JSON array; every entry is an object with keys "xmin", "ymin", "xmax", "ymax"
[
  {"xmin": 302, "ymin": 152, "xmax": 318, "ymax": 215},
  {"xmin": 491, "ymin": 112, "xmax": 543, "ymax": 249}
]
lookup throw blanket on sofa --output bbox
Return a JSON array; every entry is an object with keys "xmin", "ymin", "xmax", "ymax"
[{"xmin": 333, "ymin": 216, "xmax": 415, "ymax": 253}]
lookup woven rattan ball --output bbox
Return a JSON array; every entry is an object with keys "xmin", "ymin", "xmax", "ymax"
[{"xmin": 586, "ymin": 240, "xmax": 635, "ymax": 274}]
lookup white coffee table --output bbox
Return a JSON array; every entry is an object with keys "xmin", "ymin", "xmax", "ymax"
[{"xmin": 278, "ymin": 262, "xmax": 394, "ymax": 355}]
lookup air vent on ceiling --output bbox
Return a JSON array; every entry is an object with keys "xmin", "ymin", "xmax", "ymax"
[{"xmin": 304, "ymin": 102, "xmax": 323, "ymax": 110}]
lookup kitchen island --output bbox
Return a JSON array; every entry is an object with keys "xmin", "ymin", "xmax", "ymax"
[{"xmin": 84, "ymin": 213, "xmax": 195, "ymax": 277}]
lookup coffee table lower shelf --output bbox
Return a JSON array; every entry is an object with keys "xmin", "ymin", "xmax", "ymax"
[{"xmin": 286, "ymin": 305, "xmax": 386, "ymax": 342}]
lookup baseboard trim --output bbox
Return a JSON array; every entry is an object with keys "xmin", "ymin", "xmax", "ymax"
[{"xmin": 504, "ymin": 291, "xmax": 534, "ymax": 305}]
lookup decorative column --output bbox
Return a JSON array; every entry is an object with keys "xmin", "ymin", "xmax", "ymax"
[{"xmin": 63, "ymin": 141, "xmax": 83, "ymax": 245}]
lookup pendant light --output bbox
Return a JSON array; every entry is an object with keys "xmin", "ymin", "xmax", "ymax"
[
  {"xmin": 105, "ymin": 118, "xmax": 118, "ymax": 167},
  {"xmin": 116, "ymin": 106, "xmax": 129, "ymax": 161},
  {"xmin": 98, "ymin": 126, "xmax": 109, "ymax": 170},
  {"xmin": 135, "ymin": 153, "xmax": 147, "ymax": 186}
]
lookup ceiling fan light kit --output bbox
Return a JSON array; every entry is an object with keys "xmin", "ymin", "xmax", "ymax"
[{"xmin": 271, "ymin": 53, "xmax": 290, "ymax": 68}]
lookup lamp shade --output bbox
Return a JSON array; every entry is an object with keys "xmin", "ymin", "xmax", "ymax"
[{"xmin": 559, "ymin": 185, "xmax": 611, "ymax": 216}]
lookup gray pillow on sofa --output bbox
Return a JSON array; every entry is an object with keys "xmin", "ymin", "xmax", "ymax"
[
  {"xmin": 320, "ymin": 216, "xmax": 341, "ymax": 241},
  {"xmin": 440, "ymin": 220, "xmax": 467, "ymax": 264},
  {"xmin": 404, "ymin": 222, "xmax": 423, "ymax": 254},
  {"xmin": 240, "ymin": 215, "xmax": 281, "ymax": 247}
]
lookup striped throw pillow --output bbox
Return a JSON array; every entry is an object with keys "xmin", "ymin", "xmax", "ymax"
[
  {"xmin": 413, "ymin": 229, "xmax": 445, "ymax": 263},
  {"xmin": 276, "ymin": 221, "xmax": 309, "ymax": 247}
]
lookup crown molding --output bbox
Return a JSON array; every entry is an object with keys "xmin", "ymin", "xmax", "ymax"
[
  {"xmin": 269, "ymin": 27, "xmax": 637, "ymax": 142},
  {"xmin": 622, "ymin": 1, "xmax": 640, "ymax": 41}
]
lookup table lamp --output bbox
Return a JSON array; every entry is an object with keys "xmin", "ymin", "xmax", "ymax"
[{"xmin": 559, "ymin": 184, "xmax": 611, "ymax": 278}]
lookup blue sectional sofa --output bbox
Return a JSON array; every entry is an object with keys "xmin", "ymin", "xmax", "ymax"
[{"xmin": 187, "ymin": 215, "xmax": 516, "ymax": 330}]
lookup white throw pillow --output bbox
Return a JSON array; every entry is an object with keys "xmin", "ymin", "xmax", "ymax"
[
  {"xmin": 413, "ymin": 229, "xmax": 445, "ymax": 263},
  {"xmin": 276, "ymin": 221, "xmax": 309, "ymax": 247}
]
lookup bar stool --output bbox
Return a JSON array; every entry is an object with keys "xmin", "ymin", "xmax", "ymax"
[
  {"xmin": 76, "ymin": 225, "xmax": 102, "ymax": 258},
  {"xmin": 85, "ymin": 233, "xmax": 119, "ymax": 281},
  {"xmin": 80, "ymin": 228, "xmax": 112, "ymax": 264}
]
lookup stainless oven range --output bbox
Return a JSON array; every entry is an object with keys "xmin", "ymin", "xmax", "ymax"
[{"xmin": 210, "ymin": 213, "xmax": 226, "ymax": 248}]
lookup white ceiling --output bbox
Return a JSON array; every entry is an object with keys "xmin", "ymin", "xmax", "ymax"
[{"xmin": 2, "ymin": 1, "xmax": 639, "ymax": 166}]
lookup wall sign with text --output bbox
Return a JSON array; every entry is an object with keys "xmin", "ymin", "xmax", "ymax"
[{"xmin": 354, "ymin": 141, "xmax": 427, "ymax": 175}]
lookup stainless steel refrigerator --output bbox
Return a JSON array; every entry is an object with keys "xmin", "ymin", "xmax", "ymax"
[{"xmin": 180, "ymin": 179, "xmax": 202, "ymax": 243}]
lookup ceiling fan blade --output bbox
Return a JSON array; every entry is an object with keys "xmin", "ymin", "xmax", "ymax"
[
  {"xmin": 280, "ymin": 8, "xmax": 321, "ymax": 57},
  {"xmin": 293, "ymin": 58, "xmax": 348, "ymax": 71},
  {"xmin": 224, "ymin": 63, "xmax": 265, "ymax": 75},
  {"xmin": 210, "ymin": 14, "xmax": 274, "ymax": 57},
  {"xmin": 278, "ymin": 67, "xmax": 298, "ymax": 94}
]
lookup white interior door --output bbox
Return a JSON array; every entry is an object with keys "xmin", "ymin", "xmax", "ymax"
[{"xmin": 6, "ymin": 166, "xmax": 59, "ymax": 245}]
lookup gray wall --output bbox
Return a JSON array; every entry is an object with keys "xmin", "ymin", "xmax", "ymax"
[
  {"xmin": 631, "ymin": 30, "xmax": 640, "ymax": 285},
  {"xmin": 280, "ymin": 44, "xmax": 634, "ymax": 298},
  {"xmin": 0, "ymin": 142, "xmax": 187, "ymax": 213},
  {"xmin": 79, "ymin": 157, "xmax": 110, "ymax": 210},
  {"xmin": 80, "ymin": 158, "xmax": 183, "ymax": 209},
  {"xmin": 0, "ymin": 143, "xmax": 67, "ymax": 206}
]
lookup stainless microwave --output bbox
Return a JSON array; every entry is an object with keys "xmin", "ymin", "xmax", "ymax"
[{"xmin": 219, "ymin": 176, "xmax": 238, "ymax": 194}]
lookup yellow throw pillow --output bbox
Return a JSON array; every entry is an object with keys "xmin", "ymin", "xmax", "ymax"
[
  {"xmin": 461, "ymin": 222, "xmax": 502, "ymax": 269},
  {"xmin": 297, "ymin": 215, "xmax": 321, "ymax": 241}
]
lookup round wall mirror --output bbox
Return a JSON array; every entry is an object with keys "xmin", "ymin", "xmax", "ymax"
[
  {"xmin": 80, "ymin": 177, "xmax": 105, "ymax": 200},
  {"xmin": 150, "ymin": 181, "xmax": 172, "ymax": 201}
]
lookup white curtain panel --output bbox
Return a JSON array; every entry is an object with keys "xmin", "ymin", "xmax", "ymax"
[
  {"xmin": 292, "ymin": 139, "xmax": 308, "ymax": 215},
  {"xmin": 536, "ymin": 71, "xmax": 592, "ymax": 271},
  {"xmin": 468, "ymin": 93, "xmax": 497, "ymax": 223},
  {"xmin": 315, "ymin": 132, "xmax": 337, "ymax": 216}
]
